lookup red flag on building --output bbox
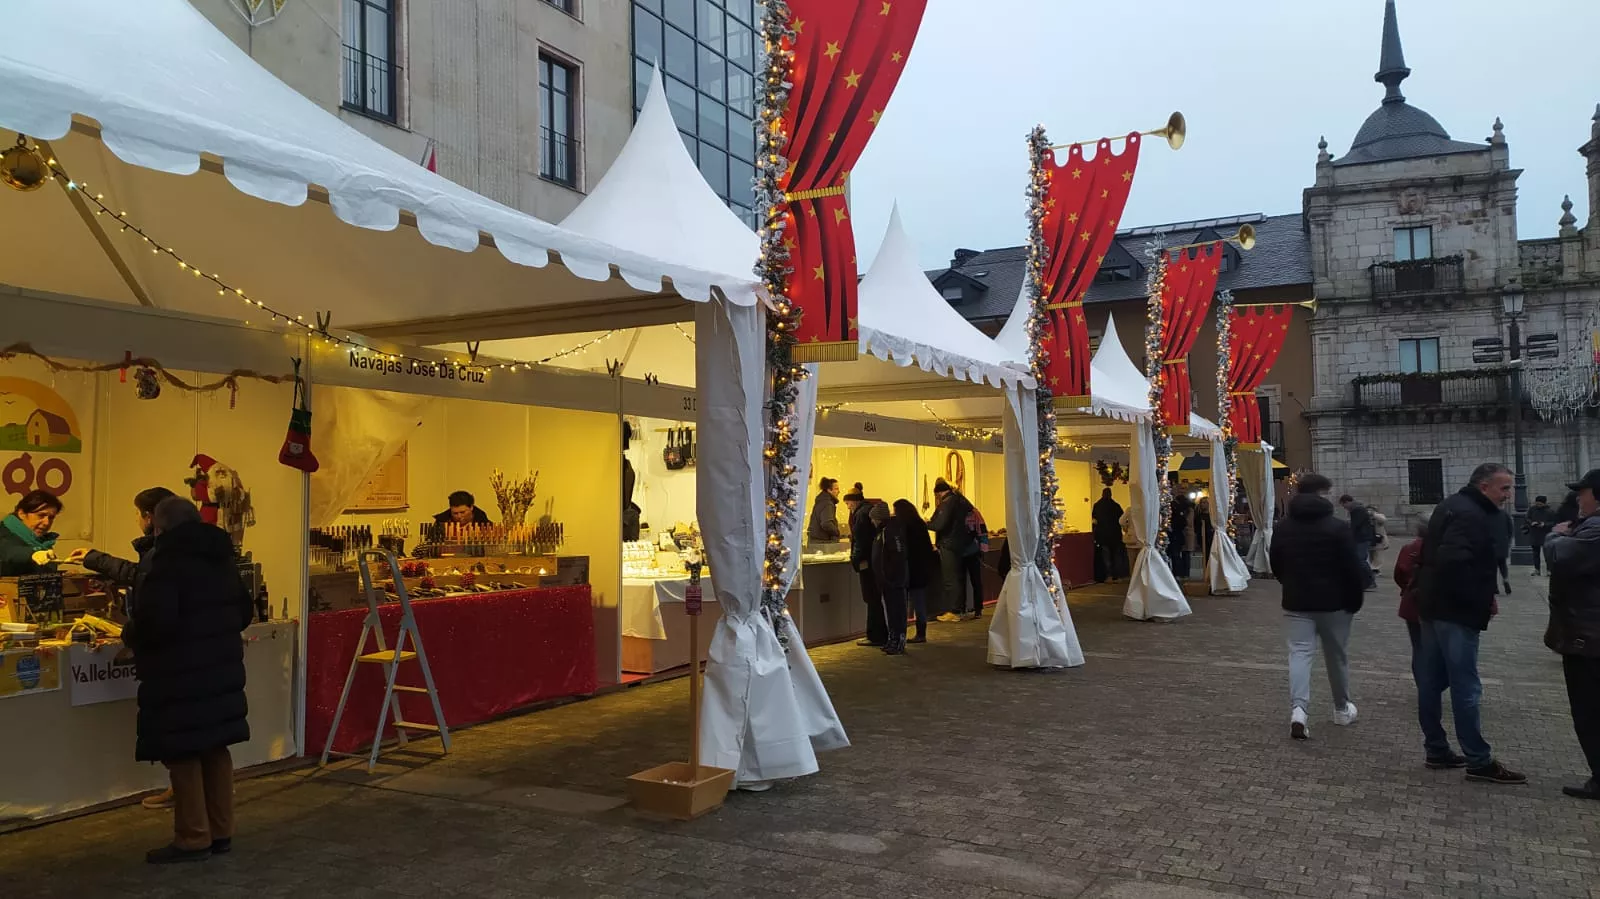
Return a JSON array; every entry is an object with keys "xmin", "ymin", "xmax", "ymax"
[
  {"xmin": 419, "ymin": 139, "xmax": 437, "ymax": 173},
  {"xmin": 778, "ymin": 0, "xmax": 928, "ymax": 362},
  {"xmin": 1156, "ymin": 243, "xmax": 1224, "ymax": 434},
  {"xmin": 1226, "ymin": 305, "xmax": 1293, "ymax": 447}
]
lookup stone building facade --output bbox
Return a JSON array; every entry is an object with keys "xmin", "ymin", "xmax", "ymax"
[
  {"xmin": 1303, "ymin": 0, "xmax": 1600, "ymax": 524},
  {"xmin": 191, "ymin": 0, "xmax": 635, "ymax": 222}
]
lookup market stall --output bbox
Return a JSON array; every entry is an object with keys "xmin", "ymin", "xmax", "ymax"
[{"xmin": 0, "ymin": 295, "xmax": 303, "ymax": 823}]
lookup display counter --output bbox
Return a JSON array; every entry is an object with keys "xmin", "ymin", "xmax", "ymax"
[
  {"xmin": 306, "ymin": 586, "xmax": 595, "ymax": 755},
  {"xmin": 1054, "ymin": 532, "xmax": 1095, "ymax": 588},
  {"xmin": 0, "ymin": 620, "xmax": 298, "ymax": 824},
  {"xmin": 620, "ymin": 576, "xmax": 721, "ymax": 674}
]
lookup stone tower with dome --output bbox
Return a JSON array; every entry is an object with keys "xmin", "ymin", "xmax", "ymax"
[{"xmin": 1301, "ymin": 0, "xmax": 1600, "ymax": 534}]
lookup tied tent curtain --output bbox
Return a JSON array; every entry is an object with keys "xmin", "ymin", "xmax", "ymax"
[
  {"xmin": 1037, "ymin": 136, "xmax": 1143, "ymax": 405},
  {"xmin": 986, "ymin": 383, "xmax": 1083, "ymax": 669},
  {"xmin": 1122, "ymin": 422, "xmax": 1192, "ymax": 621},
  {"xmin": 1238, "ymin": 446, "xmax": 1275, "ymax": 575},
  {"xmin": 1227, "ymin": 306, "xmax": 1293, "ymax": 447},
  {"xmin": 1155, "ymin": 244, "xmax": 1224, "ymax": 434},
  {"xmin": 1205, "ymin": 442, "xmax": 1250, "ymax": 594},
  {"xmin": 779, "ymin": 0, "xmax": 927, "ymax": 362}
]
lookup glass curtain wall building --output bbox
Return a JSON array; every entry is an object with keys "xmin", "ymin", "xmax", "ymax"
[{"xmin": 632, "ymin": 0, "xmax": 759, "ymax": 228}]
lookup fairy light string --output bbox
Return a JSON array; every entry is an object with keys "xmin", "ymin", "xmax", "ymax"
[
  {"xmin": 1143, "ymin": 237, "xmax": 1174, "ymax": 552},
  {"xmin": 1214, "ymin": 289, "xmax": 1238, "ymax": 540},
  {"xmin": 28, "ymin": 147, "xmax": 623, "ymax": 374},
  {"xmin": 1024, "ymin": 126, "xmax": 1065, "ymax": 580}
]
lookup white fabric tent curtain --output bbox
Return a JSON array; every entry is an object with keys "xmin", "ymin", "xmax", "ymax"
[
  {"xmin": 1238, "ymin": 445, "xmax": 1275, "ymax": 575},
  {"xmin": 1205, "ymin": 443, "xmax": 1250, "ymax": 594},
  {"xmin": 694, "ymin": 299, "xmax": 845, "ymax": 787},
  {"xmin": 1122, "ymin": 424, "xmax": 1192, "ymax": 621},
  {"xmin": 987, "ymin": 385, "xmax": 1084, "ymax": 669},
  {"xmin": 307, "ymin": 386, "xmax": 435, "ymax": 528}
]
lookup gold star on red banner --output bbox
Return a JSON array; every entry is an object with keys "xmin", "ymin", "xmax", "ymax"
[
  {"xmin": 880, "ymin": 1, "xmax": 892, "ymax": 14},
  {"xmin": 1079, "ymin": 231, "xmax": 1091, "ymax": 242},
  {"xmin": 833, "ymin": 207, "xmax": 848, "ymax": 224},
  {"xmin": 826, "ymin": 131, "xmax": 837, "ymax": 142},
  {"xmin": 1122, "ymin": 170, "xmax": 1132, "ymax": 182},
  {"xmin": 891, "ymin": 50, "xmax": 904, "ymax": 63},
  {"xmin": 813, "ymin": 264, "xmax": 826, "ymax": 280},
  {"xmin": 793, "ymin": 19, "xmax": 805, "ymax": 34},
  {"xmin": 1071, "ymin": 168, "xmax": 1082, "ymax": 179},
  {"xmin": 869, "ymin": 109, "xmax": 883, "ymax": 125},
  {"xmin": 1067, "ymin": 212, "xmax": 1079, "ymax": 223},
  {"xmin": 844, "ymin": 70, "xmax": 862, "ymax": 88},
  {"xmin": 824, "ymin": 41, "xmax": 841, "ymax": 59},
  {"xmin": 1100, "ymin": 189, "xmax": 1109, "ymax": 199}
]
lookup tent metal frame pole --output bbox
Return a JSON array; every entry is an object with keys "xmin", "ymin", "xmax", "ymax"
[{"xmin": 37, "ymin": 138, "xmax": 156, "ymax": 308}]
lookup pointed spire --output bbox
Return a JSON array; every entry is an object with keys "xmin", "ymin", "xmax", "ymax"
[{"xmin": 1375, "ymin": 0, "xmax": 1411, "ymax": 105}]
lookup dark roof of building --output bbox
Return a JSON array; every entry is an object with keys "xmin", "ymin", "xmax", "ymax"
[
  {"xmin": 927, "ymin": 212, "xmax": 1313, "ymax": 323},
  {"xmin": 1333, "ymin": 0, "xmax": 1487, "ymax": 167}
]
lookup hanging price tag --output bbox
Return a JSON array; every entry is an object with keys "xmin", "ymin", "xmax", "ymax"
[{"xmin": 684, "ymin": 584, "xmax": 703, "ymax": 616}]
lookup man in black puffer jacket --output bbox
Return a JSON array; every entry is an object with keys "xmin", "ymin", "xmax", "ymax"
[
  {"xmin": 1270, "ymin": 473, "xmax": 1367, "ymax": 741},
  {"xmin": 1415, "ymin": 463, "xmax": 1525, "ymax": 785},
  {"xmin": 1544, "ymin": 468, "xmax": 1600, "ymax": 801},
  {"xmin": 122, "ymin": 497, "xmax": 254, "ymax": 864}
]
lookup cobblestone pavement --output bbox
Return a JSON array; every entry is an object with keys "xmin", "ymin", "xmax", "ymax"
[{"xmin": 4, "ymin": 569, "xmax": 1599, "ymax": 898}]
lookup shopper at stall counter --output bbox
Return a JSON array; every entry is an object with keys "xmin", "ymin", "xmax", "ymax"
[
  {"xmin": 122, "ymin": 497, "xmax": 254, "ymax": 865},
  {"xmin": 433, "ymin": 490, "xmax": 493, "ymax": 525},
  {"xmin": 929, "ymin": 478, "xmax": 985, "ymax": 622},
  {"xmin": 0, "ymin": 490, "xmax": 64, "ymax": 576},
  {"xmin": 807, "ymin": 477, "xmax": 842, "ymax": 543},
  {"xmin": 845, "ymin": 484, "xmax": 887, "ymax": 648},
  {"xmin": 66, "ymin": 486, "xmax": 180, "ymax": 811}
]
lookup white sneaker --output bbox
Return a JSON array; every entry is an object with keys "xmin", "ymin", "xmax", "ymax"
[
  {"xmin": 1291, "ymin": 708, "xmax": 1309, "ymax": 740},
  {"xmin": 1334, "ymin": 703, "xmax": 1359, "ymax": 726}
]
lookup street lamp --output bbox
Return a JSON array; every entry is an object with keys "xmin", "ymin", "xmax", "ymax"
[{"xmin": 1501, "ymin": 285, "xmax": 1530, "ymax": 563}]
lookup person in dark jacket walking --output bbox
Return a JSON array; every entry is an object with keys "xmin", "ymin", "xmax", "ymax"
[
  {"xmin": 870, "ymin": 503, "xmax": 909, "ymax": 654},
  {"xmin": 807, "ymin": 477, "xmax": 841, "ymax": 543},
  {"xmin": 893, "ymin": 499, "xmax": 935, "ymax": 643},
  {"xmin": 1339, "ymin": 495, "xmax": 1378, "ymax": 589},
  {"xmin": 1092, "ymin": 488, "xmax": 1126, "ymax": 583},
  {"xmin": 123, "ymin": 498, "xmax": 254, "ymax": 864},
  {"xmin": 845, "ymin": 485, "xmax": 885, "ymax": 647},
  {"xmin": 1543, "ymin": 469, "xmax": 1600, "ymax": 801},
  {"xmin": 928, "ymin": 478, "xmax": 984, "ymax": 621},
  {"xmin": 68, "ymin": 486, "xmax": 178, "ymax": 810},
  {"xmin": 1269, "ymin": 473, "xmax": 1366, "ymax": 740},
  {"xmin": 1525, "ymin": 495, "xmax": 1557, "ymax": 576},
  {"xmin": 1415, "ymin": 463, "xmax": 1525, "ymax": 784}
]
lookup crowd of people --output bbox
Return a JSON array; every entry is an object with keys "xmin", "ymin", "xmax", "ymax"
[
  {"xmin": 1270, "ymin": 463, "xmax": 1600, "ymax": 802},
  {"xmin": 808, "ymin": 476, "xmax": 992, "ymax": 655},
  {"xmin": 1, "ymin": 487, "xmax": 254, "ymax": 863}
]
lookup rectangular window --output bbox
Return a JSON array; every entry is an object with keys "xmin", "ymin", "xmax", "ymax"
[
  {"xmin": 1408, "ymin": 459, "xmax": 1445, "ymax": 505},
  {"xmin": 1398, "ymin": 337, "xmax": 1440, "ymax": 374},
  {"xmin": 541, "ymin": 0, "xmax": 574, "ymax": 13},
  {"xmin": 539, "ymin": 53, "xmax": 579, "ymax": 187},
  {"xmin": 1395, "ymin": 226, "xmax": 1433, "ymax": 261},
  {"xmin": 1094, "ymin": 265, "xmax": 1133, "ymax": 284},
  {"xmin": 342, "ymin": 0, "xmax": 398, "ymax": 122},
  {"xmin": 941, "ymin": 287, "xmax": 963, "ymax": 302}
]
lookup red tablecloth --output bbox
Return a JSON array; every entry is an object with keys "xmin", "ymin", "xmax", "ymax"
[
  {"xmin": 306, "ymin": 586, "xmax": 596, "ymax": 756},
  {"xmin": 1054, "ymin": 533, "xmax": 1095, "ymax": 588}
]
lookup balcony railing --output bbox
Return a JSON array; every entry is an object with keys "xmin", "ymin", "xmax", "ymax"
[
  {"xmin": 341, "ymin": 44, "xmax": 399, "ymax": 122},
  {"xmin": 539, "ymin": 126, "xmax": 582, "ymax": 188},
  {"xmin": 1352, "ymin": 369, "xmax": 1513, "ymax": 410},
  {"xmin": 1368, "ymin": 255, "xmax": 1465, "ymax": 304}
]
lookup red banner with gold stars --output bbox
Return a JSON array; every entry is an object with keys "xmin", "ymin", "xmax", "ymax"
[
  {"xmin": 1227, "ymin": 305, "xmax": 1293, "ymax": 447},
  {"xmin": 1156, "ymin": 243, "xmax": 1224, "ymax": 434},
  {"xmin": 1038, "ymin": 136, "xmax": 1143, "ymax": 406},
  {"xmin": 780, "ymin": 0, "xmax": 928, "ymax": 362}
]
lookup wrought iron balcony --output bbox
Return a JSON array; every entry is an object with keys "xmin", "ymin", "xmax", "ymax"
[
  {"xmin": 1368, "ymin": 255, "xmax": 1466, "ymax": 305},
  {"xmin": 1350, "ymin": 369, "xmax": 1516, "ymax": 421}
]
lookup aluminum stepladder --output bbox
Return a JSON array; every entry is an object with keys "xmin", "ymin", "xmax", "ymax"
[{"xmin": 320, "ymin": 549, "xmax": 450, "ymax": 772}]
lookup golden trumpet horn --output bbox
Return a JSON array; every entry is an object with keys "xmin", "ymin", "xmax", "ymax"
[
  {"xmin": 1169, "ymin": 224, "xmax": 1257, "ymax": 254},
  {"xmin": 1232, "ymin": 298, "xmax": 1319, "ymax": 313},
  {"xmin": 1053, "ymin": 111, "xmax": 1186, "ymax": 152}
]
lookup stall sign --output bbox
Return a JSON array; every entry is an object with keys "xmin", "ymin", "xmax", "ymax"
[
  {"xmin": 67, "ymin": 643, "xmax": 139, "ymax": 706},
  {"xmin": 0, "ymin": 648, "xmax": 61, "ymax": 700},
  {"xmin": 0, "ymin": 372, "xmax": 96, "ymax": 539},
  {"xmin": 347, "ymin": 351, "xmax": 488, "ymax": 385},
  {"xmin": 684, "ymin": 584, "xmax": 703, "ymax": 616}
]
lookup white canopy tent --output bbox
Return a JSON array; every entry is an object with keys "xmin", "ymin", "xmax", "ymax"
[{"xmin": 0, "ymin": 0, "xmax": 761, "ymax": 345}]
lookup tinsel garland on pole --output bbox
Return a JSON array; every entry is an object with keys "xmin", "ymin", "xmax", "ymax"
[
  {"xmin": 1142, "ymin": 238, "xmax": 1173, "ymax": 550},
  {"xmin": 1024, "ymin": 126, "xmax": 1064, "ymax": 581},
  {"xmin": 755, "ymin": 0, "xmax": 801, "ymax": 649},
  {"xmin": 1214, "ymin": 289, "xmax": 1239, "ymax": 540}
]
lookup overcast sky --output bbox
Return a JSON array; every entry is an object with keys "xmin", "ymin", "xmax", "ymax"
[{"xmin": 850, "ymin": 0, "xmax": 1600, "ymax": 272}]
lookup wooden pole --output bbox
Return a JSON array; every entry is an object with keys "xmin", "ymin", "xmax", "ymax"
[{"xmin": 688, "ymin": 611, "xmax": 701, "ymax": 772}]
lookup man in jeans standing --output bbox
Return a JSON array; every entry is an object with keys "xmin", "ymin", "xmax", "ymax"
[
  {"xmin": 1416, "ymin": 462, "xmax": 1526, "ymax": 784},
  {"xmin": 1270, "ymin": 473, "xmax": 1368, "ymax": 740}
]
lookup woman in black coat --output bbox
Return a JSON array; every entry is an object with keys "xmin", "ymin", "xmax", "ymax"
[
  {"xmin": 123, "ymin": 497, "xmax": 253, "ymax": 864},
  {"xmin": 893, "ymin": 500, "xmax": 935, "ymax": 643}
]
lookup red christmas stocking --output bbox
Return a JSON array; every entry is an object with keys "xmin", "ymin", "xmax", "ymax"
[{"xmin": 278, "ymin": 407, "xmax": 319, "ymax": 473}]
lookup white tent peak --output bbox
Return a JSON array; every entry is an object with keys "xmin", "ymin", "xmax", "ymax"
[
  {"xmin": 858, "ymin": 204, "xmax": 1032, "ymax": 390},
  {"xmin": 560, "ymin": 64, "xmax": 758, "ymax": 280}
]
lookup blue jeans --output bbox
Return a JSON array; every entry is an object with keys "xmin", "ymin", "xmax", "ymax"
[{"xmin": 1416, "ymin": 619, "xmax": 1492, "ymax": 767}]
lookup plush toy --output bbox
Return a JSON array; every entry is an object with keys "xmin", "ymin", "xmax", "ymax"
[
  {"xmin": 186, "ymin": 454, "xmax": 254, "ymax": 544},
  {"xmin": 186, "ymin": 454, "xmax": 219, "ymax": 526}
]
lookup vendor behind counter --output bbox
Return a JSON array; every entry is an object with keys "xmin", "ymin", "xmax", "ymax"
[
  {"xmin": 0, "ymin": 490, "xmax": 64, "ymax": 577},
  {"xmin": 433, "ymin": 490, "xmax": 493, "ymax": 526}
]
